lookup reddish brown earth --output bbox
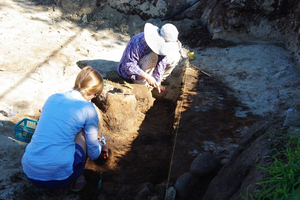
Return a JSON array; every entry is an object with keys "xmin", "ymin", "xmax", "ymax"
[
  {"xmin": 74, "ymin": 47, "xmax": 259, "ymax": 200},
  {"xmin": 83, "ymin": 99, "xmax": 176, "ymax": 199}
]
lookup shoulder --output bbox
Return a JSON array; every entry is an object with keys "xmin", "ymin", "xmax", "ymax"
[
  {"xmin": 130, "ymin": 32, "xmax": 145, "ymax": 43},
  {"xmin": 83, "ymin": 102, "xmax": 98, "ymax": 118},
  {"xmin": 133, "ymin": 32, "xmax": 144, "ymax": 38},
  {"xmin": 45, "ymin": 92, "xmax": 63, "ymax": 102}
]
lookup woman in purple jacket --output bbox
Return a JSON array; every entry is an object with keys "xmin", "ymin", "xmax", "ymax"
[{"xmin": 117, "ymin": 22, "xmax": 182, "ymax": 93}]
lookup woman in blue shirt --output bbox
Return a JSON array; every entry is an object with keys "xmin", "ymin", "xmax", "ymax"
[{"xmin": 22, "ymin": 66, "xmax": 108, "ymax": 192}]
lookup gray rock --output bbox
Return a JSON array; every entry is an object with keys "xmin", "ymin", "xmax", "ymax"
[
  {"xmin": 283, "ymin": 107, "xmax": 300, "ymax": 130},
  {"xmin": 174, "ymin": 172, "xmax": 196, "ymax": 199},
  {"xmin": 134, "ymin": 182, "xmax": 154, "ymax": 200},
  {"xmin": 202, "ymin": 121, "xmax": 273, "ymax": 199},
  {"xmin": 165, "ymin": 187, "xmax": 176, "ymax": 200},
  {"xmin": 190, "ymin": 152, "xmax": 218, "ymax": 178}
]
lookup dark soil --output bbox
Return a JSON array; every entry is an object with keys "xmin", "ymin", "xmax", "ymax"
[
  {"xmin": 181, "ymin": 24, "xmax": 237, "ymax": 49},
  {"xmin": 75, "ymin": 57, "xmax": 259, "ymax": 200},
  {"xmin": 81, "ymin": 99, "xmax": 176, "ymax": 199}
]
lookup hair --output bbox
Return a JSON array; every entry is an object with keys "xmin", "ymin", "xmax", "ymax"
[{"xmin": 73, "ymin": 66, "xmax": 104, "ymax": 97}]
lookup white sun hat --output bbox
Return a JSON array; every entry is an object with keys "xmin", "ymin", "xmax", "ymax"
[{"xmin": 144, "ymin": 22, "xmax": 179, "ymax": 56}]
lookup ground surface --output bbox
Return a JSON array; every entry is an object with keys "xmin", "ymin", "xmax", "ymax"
[{"xmin": 1, "ymin": 1, "xmax": 300, "ymax": 200}]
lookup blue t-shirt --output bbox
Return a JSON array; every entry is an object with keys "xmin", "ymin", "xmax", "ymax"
[{"xmin": 22, "ymin": 90, "xmax": 102, "ymax": 181}]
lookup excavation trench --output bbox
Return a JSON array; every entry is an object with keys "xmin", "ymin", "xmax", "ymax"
[
  {"xmin": 74, "ymin": 62, "xmax": 258, "ymax": 199},
  {"xmin": 84, "ymin": 98, "xmax": 176, "ymax": 199}
]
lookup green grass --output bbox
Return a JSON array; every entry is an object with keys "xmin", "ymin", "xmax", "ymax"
[{"xmin": 245, "ymin": 131, "xmax": 300, "ymax": 200}]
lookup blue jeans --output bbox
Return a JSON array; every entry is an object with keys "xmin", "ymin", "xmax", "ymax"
[{"xmin": 28, "ymin": 143, "xmax": 86, "ymax": 190}]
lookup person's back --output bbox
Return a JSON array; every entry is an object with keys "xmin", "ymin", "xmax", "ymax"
[
  {"xmin": 21, "ymin": 66, "xmax": 107, "ymax": 192},
  {"xmin": 117, "ymin": 32, "xmax": 152, "ymax": 82},
  {"xmin": 22, "ymin": 90, "xmax": 99, "ymax": 180}
]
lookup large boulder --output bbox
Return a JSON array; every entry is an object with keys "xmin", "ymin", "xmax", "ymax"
[
  {"xmin": 190, "ymin": 152, "xmax": 218, "ymax": 178},
  {"xmin": 202, "ymin": 121, "xmax": 277, "ymax": 199},
  {"xmin": 174, "ymin": 172, "xmax": 197, "ymax": 199}
]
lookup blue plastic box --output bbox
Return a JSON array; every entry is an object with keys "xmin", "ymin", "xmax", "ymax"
[{"xmin": 14, "ymin": 118, "xmax": 38, "ymax": 143}]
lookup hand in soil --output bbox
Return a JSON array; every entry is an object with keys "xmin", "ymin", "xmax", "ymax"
[
  {"xmin": 160, "ymin": 86, "xmax": 167, "ymax": 96},
  {"xmin": 101, "ymin": 144, "xmax": 109, "ymax": 160}
]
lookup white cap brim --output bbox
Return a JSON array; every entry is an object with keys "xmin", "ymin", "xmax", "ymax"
[{"xmin": 144, "ymin": 23, "xmax": 179, "ymax": 56}]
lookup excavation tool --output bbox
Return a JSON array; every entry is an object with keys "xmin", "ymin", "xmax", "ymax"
[
  {"xmin": 100, "ymin": 132, "xmax": 109, "ymax": 159},
  {"xmin": 100, "ymin": 132, "xmax": 109, "ymax": 145},
  {"xmin": 123, "ymin": 81, "xmax": 133, "ymax": 89},
  {"xmin": 97, "ymin": 172, "xmax": 103, "ymax": 190}
]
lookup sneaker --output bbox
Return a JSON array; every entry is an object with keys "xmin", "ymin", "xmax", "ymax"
[{"xmin": 70, "ymin": 176, "xmax": 86, "ymax": 192}]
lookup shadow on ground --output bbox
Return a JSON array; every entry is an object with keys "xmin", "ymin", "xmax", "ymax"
[{"xmin": 71, "ymin": 65, "xmax": 260, "ymax": 200}]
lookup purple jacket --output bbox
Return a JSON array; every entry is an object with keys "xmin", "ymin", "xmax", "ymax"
[{"xmin": 117, "ymin": 32, "xmax": 168, "ymax": 84}]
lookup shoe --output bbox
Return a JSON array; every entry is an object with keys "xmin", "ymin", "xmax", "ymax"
[{"xmin": 70, "ymin": 176, "xmax": 86, "ymax": 192}]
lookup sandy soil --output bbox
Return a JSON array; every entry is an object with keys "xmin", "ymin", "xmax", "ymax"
[{"xmin": 1, "ymin": 0, "xmax": 300, "ymax": 200}]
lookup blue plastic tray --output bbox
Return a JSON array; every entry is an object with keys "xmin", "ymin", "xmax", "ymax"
[{"xmin": 14, "ymin": 118, "xmax": 37, "ymax": 143}]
